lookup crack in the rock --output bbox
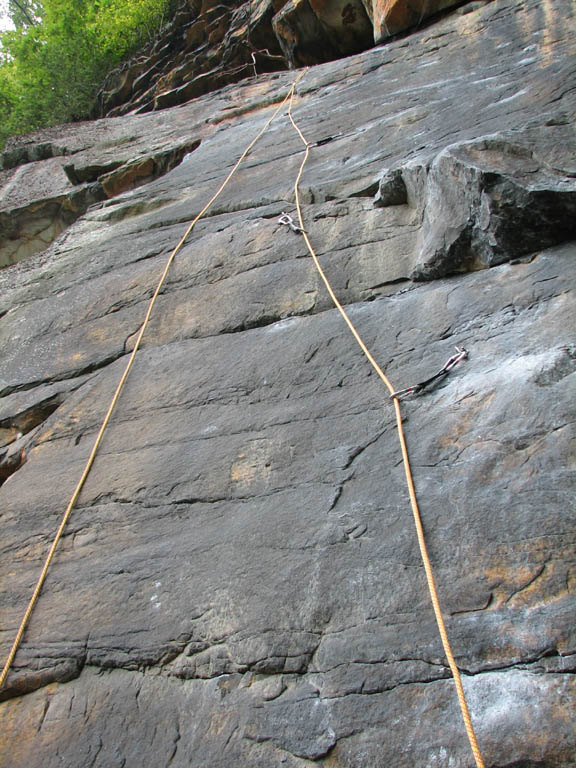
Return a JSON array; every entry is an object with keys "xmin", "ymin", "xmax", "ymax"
[
  {"xmin": 166, "ymin": 717, "xmax": 182, "ymax": 766},
  {"xmin": 0, "ymin": 394, "xmax": 62, "ymax": 439},
  {"xmin": 451, "ymin": 594, "xmax": 494, "ymax": 616},
  {"xmin": 342, "ymin": 429, "xmax": 387, "ymax": 471},
  {"xmin": 0, "ymin": 351, "xmax": 125, "ymax": 399},
  {"xmin": 36, "ymin": 697, "xmax": 51, "ymax": 733},
  {"xmin": 0, "ymin": 443, "xmax": 27, "ymax": 489},
  {"xmin": 504, "ymin": 564, "xmax": 546, "ymax": 604},
  {"xmin": 5, "ymin": 642, "xmax": 573, "ymax": 704}
]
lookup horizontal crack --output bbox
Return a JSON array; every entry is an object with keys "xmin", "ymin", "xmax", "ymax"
[{"xmin": 0, "ymin": 351, "xmax": 124, "ymax": 399}]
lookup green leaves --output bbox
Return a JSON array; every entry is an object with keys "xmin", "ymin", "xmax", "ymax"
[
  {"xmin": 0, "ymin": 0, "xmax": 171, "ymax": 149},
  {"xmin": 7, "ymin": 0, "xmax": 43, "ymax": 29},
  {"xmin": 90, "ymin": 0, "xmax": 169, "ymax": 58}
]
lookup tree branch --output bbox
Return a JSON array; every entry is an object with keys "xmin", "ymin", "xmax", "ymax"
[{"xmin": 10, "ymin": 0, "xmax": 38, "ymax": 27}]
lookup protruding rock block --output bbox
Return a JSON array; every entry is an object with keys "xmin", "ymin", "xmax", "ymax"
[
  {"xmin": 376, "ymin": 121, "xmax": 576, "ymax": 280},
  {"xmin": 362, "ymin": 0, "xmax": 473, "ymax": 42}
]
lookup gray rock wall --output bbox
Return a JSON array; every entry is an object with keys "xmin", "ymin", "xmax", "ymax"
[{"xmin": 1, "ymin": 0, "xmax": 574, "ymax": 765}]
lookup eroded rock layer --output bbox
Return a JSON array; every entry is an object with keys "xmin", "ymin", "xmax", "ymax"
[
  {"xmin": 0, "ymin": 0, "xmax": 575, "ymax": 766},
  {"xmin": 94, "ymin": 0, "xmax": 476, "ymax": 118}
]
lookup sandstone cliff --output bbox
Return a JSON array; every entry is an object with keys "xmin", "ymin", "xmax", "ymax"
[
  {"xmin": 1, "ymin": 0, "xmax": 575, "ymax": 766},
  {"xmin": 93, "ymin": 0, "xmax": 477, "ymax": 117}
]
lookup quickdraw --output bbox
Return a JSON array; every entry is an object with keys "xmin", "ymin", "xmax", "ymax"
[
  {"xmin": 390, "ymin": 346, "xmax": 468, "ymax": 399},
  {"xmin": 278, "ymin": 211, "xmax": 305, "ymax": 234}
]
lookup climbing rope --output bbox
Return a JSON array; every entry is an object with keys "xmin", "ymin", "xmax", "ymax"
[
  {"xmin": 2, "ymin": 68, "xmax": 486, "ymax": 768},
  {"xmin": 286, "ymin": 89, "xmax": 486, "ymax": 768},
  {"xmin": 0, "ymin": 69, "xmax": 307, "ymax": 693}
]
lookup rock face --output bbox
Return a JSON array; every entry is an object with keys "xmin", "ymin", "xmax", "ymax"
[
  {"xmin": 95, "ymin": 0, "xmax": 477, "ymax": 116},
  {"xmin": 364, "ymin": 0, "xmax": 467, "ymax": 41},
  {"xmin": 95, "ymin": 0, "xmax": 288, "ymax": 117},
  {"xmin": 1, "ymin": 0, "xmax": 575, "ymax": 766}
]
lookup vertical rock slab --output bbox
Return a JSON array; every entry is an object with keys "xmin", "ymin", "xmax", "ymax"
[{"xmin": 0, "ymin": 0, "xmax": 575, "ymax": 765}]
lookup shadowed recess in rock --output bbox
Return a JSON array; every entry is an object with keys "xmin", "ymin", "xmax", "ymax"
[
  {"xmin": 0, "ymin": 140, "xmax": 201, "ymax": 268},
  {"xmin": 0, "ymin": 393, "xmax": 67, "ymax": 488}
]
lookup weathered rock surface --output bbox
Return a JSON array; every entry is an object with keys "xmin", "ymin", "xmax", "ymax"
[
  {"xmin": 0, "ymin": 117, "xmax": 206, "ymax": 268},
  {"xmin": 94, "ymin": 0, "xmax": 485, "ymax": 117},
  {"xmin": 364, "ymin": 0, "xmax": 473, "ymax": 42},
  {"xmin": 376, "ymin": 122, "xmax": 576, "ymax": 280},
  {"xmin": 1, "ymin": 0, "xmax": 575, "ymax": 766},
  {"xmin": 95, "ymin": 0, "xmax": 289, "ymax": 117}
]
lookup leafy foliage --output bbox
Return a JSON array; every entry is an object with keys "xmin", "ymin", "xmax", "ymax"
[
  {"xmin": 0, "ymin": 0, "xmax": 173, "ymax": 149},
  {"xmin": 7, "ymin": 0, "xmax": 43, "ymax": 28}
]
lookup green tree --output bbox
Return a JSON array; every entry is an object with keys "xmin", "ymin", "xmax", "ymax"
[
  {"xmin": 8, "ymin": 0, "xmax": 43, "ymax": 28},
  {"xmin": 0, "ymin": 0, "xmax": 172, "ymax": 149}
]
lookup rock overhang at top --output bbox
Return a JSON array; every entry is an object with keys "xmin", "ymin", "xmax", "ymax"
[
  {"xmin": 89, "ymin": 0, "xmax": 493, "ymax": 119},
  {"xmin": 272, "ymin": 0, "xmax": 485, "ymax": 65}
]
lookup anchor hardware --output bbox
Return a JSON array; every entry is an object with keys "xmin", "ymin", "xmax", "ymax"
[
  {"xmin": 390, "ymin": 346, "xmax": 469, "ymax": 399},
  {"xmin": 278, "ymin": 211, "xmax": 305, "ymax": 234}
]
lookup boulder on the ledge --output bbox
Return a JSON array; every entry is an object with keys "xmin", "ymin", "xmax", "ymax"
[
  {"xmin": 374, "ymin": 120, "xmax": 576, "ymax": 280},
  {"xmin": 362, "ymin": 0, "xmax": 470, "ymax": 42}
]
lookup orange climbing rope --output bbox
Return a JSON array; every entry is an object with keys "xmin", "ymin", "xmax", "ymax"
[
  {"xmin": 286, "ymin": 89, "xmax": 486, "ymax": 768},
  {"xmin": 2, "ymin": 68, "xmax": 486, "ymax": 768},
  {"xmin": 0, "ymin": 70, "xmax": 307, "ymax": 693}
]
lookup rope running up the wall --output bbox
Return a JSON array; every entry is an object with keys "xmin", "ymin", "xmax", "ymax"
[
  {"xmin": 2, "ymin": 68, "xmax": 486, "ymax": 768},
  {"xmin": 0, "ymin": 70, "xmax": 307, "ymax": 693},
  {"xmin": 286, "ymin": 88, "xmax": 487, "ymax": 768}
]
